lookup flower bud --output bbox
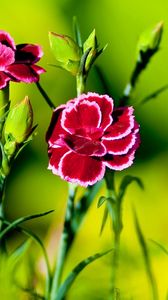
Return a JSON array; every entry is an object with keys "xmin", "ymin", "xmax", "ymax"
[
  {"xmin": 4, "ymin": 96, "xmax": 33, "ymax": 146},
  {"xmin": 49, "ymin": 32, "xmax": 81, "ymax": 75},
  {"xmin": 83, "ymin": 29, "xmax": 98, "ymax": 72},
  {"xmin": 136, "ymin": 21, "xmax": 163, "ymax": 63}
]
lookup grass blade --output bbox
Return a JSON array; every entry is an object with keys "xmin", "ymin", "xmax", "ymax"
[
  {"xmin": 73, "ymin": 16, "xmax": 82, "ymax": 48},
  {"xmin": 0, "ymin": 209, "xmax": 54, "ymax": 240},
  {"xmin": 99, "ymin": 206, "xmax": 109, "ymax": 236},
  {"xmin": 149, "ymin": 239, "xmax": 168, "ymax": 256},
  {"xmin": 118, "ymin": 175, "xmax": 144, "ymax": 203},
  {"xmin": 133, "ymin": 209, "xmax": 159, "ymax": 300},
  {"xmin": 140, "ymin": 84, "xmax": 168, "ymax": 105},
  {"xmin": 1, "ymin": 217, "xmax": 51, "ymax": 300},
  {"xmin": 56, "ymin": 249, "xmax": 112, "ymax": 300}
]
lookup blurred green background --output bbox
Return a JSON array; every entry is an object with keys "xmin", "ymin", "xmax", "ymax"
[{"xmin": 1, "ymin": 0, "xmax": 168, "ymax": 299}]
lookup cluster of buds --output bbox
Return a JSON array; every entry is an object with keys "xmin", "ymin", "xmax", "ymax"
[
  {"xmin": 0, "ymin": 94, "xmax": 34, "ymax": 176},
  {"xmin": 49, "ymin": 28, "xmax": 105, "ymax": 77}
]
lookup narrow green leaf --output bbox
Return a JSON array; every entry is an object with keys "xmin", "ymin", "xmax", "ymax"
[
  {"xmin": 94, "ymin": 65, "xmax": 111, "ymax": 96},
  {"xmin": 97, "ymin": 43, "xmax": 108, "ymax": 57},
  {"xmin": 9, "ymin": 239, "xmax": 31, "ymax": 265},
  {"xmin": 140, "ymin": 84, "xmax": 168, "ymax": 105},
  {"xmin": 97, "ymin": 196, "xmax": 107, "ymax": 208},
  {"xmin": 56, "ymin": 249, "xmax": 112, "ymax": 300},
  {"xmin": 99, "ymin": 206, "xmax": 109, "ymax": 236},
  {"xmin": 1, "ymin": 217, "xmax": 51, "ymax": 300},
  {"xmin": 48, "ymin": 64, "xmax": 65, "ymax": 70},
  {"xmin": 73, "ymin": 16, "xmax": 82, "ymax": 48},
  {"xmin": 79, "ymin": 47, "xmax": 92, "ymax": 75},
  {"xmin": 72, "ymin": 181, "xmax": 103, "ymax": 234},
  {"xmin": 118, "ymin": 175, "xmax": 144, "ymax": 203},
  {"xmin": 14, "ymin": 284, "xmax": 45, "ymax": 300},
  {"xmin": 149, "ymin": 239, "xmax": 168, "ymax": 255},
  {"xmin": 133, "ymin": 209, "xmax": 158, "ymax": 300},
  {"xmin": 0, "ymin": 209, "xmax": 54, "ymax": 239}
]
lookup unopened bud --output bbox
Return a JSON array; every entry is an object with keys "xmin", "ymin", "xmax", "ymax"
[
  {"xmin": 136, "ymin": 21, "xmax": 163, "ymax": 63},
  {"xmin": 83, "ymin": 29, "xmax": 98, "ymax": 72},
  {"xmin": 49, "ymin": 32, "xmax": 81, "ymax": 75},
  {"xmin": 4, "ymin": 96, "xmax": 33, "ymax": 146}
]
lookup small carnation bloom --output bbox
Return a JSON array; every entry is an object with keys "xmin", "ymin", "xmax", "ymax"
[
  {"xmin": 0, "ymin": 30, "xmax": 45, "ymax": 89},
  {"xmin": 46, "ymin": 93, "xmax": 140, "ymax": 187}
]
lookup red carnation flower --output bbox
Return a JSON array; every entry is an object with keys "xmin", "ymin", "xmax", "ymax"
[
  {"xmin": 46, "ymin": 93, "xmax": 140, "ymax": 187},
  {"xmin": 0, "ymin": 30, "xmax": 45, "ymax": 89}
]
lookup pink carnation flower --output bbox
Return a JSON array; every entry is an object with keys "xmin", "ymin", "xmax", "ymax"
[
  {"xmin": 0, "ymin": 30, "xmax": 45, "ymax": 89},
  {"xmin": 46, "ymin": 93, "xmax": 140, "ymax": 187}
]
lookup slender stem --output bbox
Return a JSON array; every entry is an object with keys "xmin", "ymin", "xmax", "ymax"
[
  {"xmin": 36, "ymin": 82, "xmax": 56, "ymax": 110},
  {"xmin": 50, "ymin": 184, "xmax": 77, "ymax": 300},
  {"xmin": 0, "ymin": 85, "xmax": 9, "ymax": 139},
  {"xmin": 0, "ymin": 173, "xmax": 7, "ymax": 252},
  {"xmin": 0, "ymin": 85, "xmax": 10, "ymax": 252},
  {"xmin": 105, "ymin": 171, "xmax": 122, "ymax": 299},
  {"xmin": 76, "ymin": 74, "xmax": 86, "ymax": 96}
]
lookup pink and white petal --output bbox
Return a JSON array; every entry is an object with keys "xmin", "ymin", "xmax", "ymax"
[
  {"xmin": 48, "ymin": 146, "xmax": 69, "ymax": 175},
  {"xmin": 6, "ymin": 64, "xmax": 39, "ymax": 83},
  {"xmin": 0, "ymin": 31, "xmax": 16, "ymax": 50},
  {"xmin": 103, "ymin": 149, "xmax": 136, "ymax": 171},
  {"xmin": 102, "ymin": 132, "xmax": 137, "ymax": 155},
  {"xmin": 59, "ymin": 151, "xmax": 105, "ymax": 187},
  {"xmin": 68, "ymin": 92, "xmax": 114, "ymax": 130},
  {"xmin": 0, "ymin": 44, "xmax": 15, "ymax": 70},
  {"xmin": 31, "ymin": 65, "xmax": 46, "ymax": 74},
  {"xmin": 0, "ymin": 72, "xmax": 10, "ymax": 89},
  {"xmin": 46, "ymin": 105, "xmax": 67, "ymax": 147},
  {"xmin": 15, "ymin": 44, "xmax": 43, "ymax": 63},
  {"xmin": 103, "ymin": 107, "xmax": 135, "ymax": 140},
  {"xmin": 61, "ymin": 100, "xmax": 102, "ymax": 134}
]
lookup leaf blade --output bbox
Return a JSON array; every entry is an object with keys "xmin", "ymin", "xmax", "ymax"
[
  {"xmin": 56, "ymin": 249, "xmax": 112, "ymax": 300},
  {"xmin": 133, "ymin": 209, "xmax": 158, "ymax": 300},
  {"xmin": 0, "ymin": 209, "xmax": 54, "ymax": 240},
  {"xmin": 118, "ymin": 175, "xmax": 144, "ymax": 203}
]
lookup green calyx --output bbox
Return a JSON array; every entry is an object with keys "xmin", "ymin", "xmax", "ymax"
[
  {"xmin": 4, "ymin": 97, "xmax": 33, "ymax": 154},
  {"xmin": 49, "ymin": 32, "xmax": 81, "ymax": 75}
]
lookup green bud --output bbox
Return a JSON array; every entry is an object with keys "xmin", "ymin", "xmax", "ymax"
[
  {"xmin": 4, "ymin": 96, "xmax": 33, "ymax": 146},
  {"xmin": 83, "ymin": 29, "xmax": 98, "ymax": 72},
  {"xmin": 136, "ymin": 21, "xmax": 163, "ymax": 63},
  {"xmin": 49, "ymin": 32, "xmax": 81, "ymax": 75}
]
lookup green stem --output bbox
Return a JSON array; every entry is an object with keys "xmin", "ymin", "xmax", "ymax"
[
  {"xmin": 105, "ymin": 171, "xmax": 122, "ymax": 299},
  {"xmin": 36, "ymin": 82, "xmax": 56, "ymax": 110},
  {"xmin": 76, "ymin": 74, "xmax": 86, "ymax": 96},
  {"xmin": 0, "ymin": 174, "xmax": 7, "ymax": 252},
  {"xmin": 50, "ymin": 184, "xmax": 77, "ymax": 300}
]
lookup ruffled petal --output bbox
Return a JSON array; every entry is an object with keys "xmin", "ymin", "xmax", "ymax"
[
  {"xmin": 15, "ymin": 44, "xmax": 43, "ymax": 64},
  {"xmin": 46, "ymin": 105, "xmax": 67, "ymax": 147},
  {"xmin": 103, "ymin": 149, "xmax": 136, "ymax": 171},
  {"xmin": 103, "ymin": 107, "xmax": 135, "ymax": 140},
  {"xmin": 6, "ymin": 64, "xmax": 39, "ymax": 83},
  {"xmin": 0, "ymin": 72, "xmax": 10, "ymax": 89},
  {"xmin": 0, "ymin": 31, "xmax": 16, "ymax": 50},
  {"xmin": 103, "ymin": 131, "xmax": 140, "ymax": 170},
  {"xmin": 103, "ymin": 131, "xmax": 136, "ymax": 155},
  {"xmin": 0, "ymin": 44, "xmax": 15, "ymax": 70},
  {"xmin": 62, "ymin": 99, "xmax": 102, "ymax": 134},
  {"xmin": 69, "ymin": 93, "xmax": 113, "ymax": 130},
  {"xmin": 59, "ymin": 150, "xmax": 105, "ymax": 186},
  {"xmin": 48, "ymin": 146, "xmax": 69, "ymax": 175},
  {"xmin": 31, "ymin": 65, "xmax": 46, "ymax": 74}
]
